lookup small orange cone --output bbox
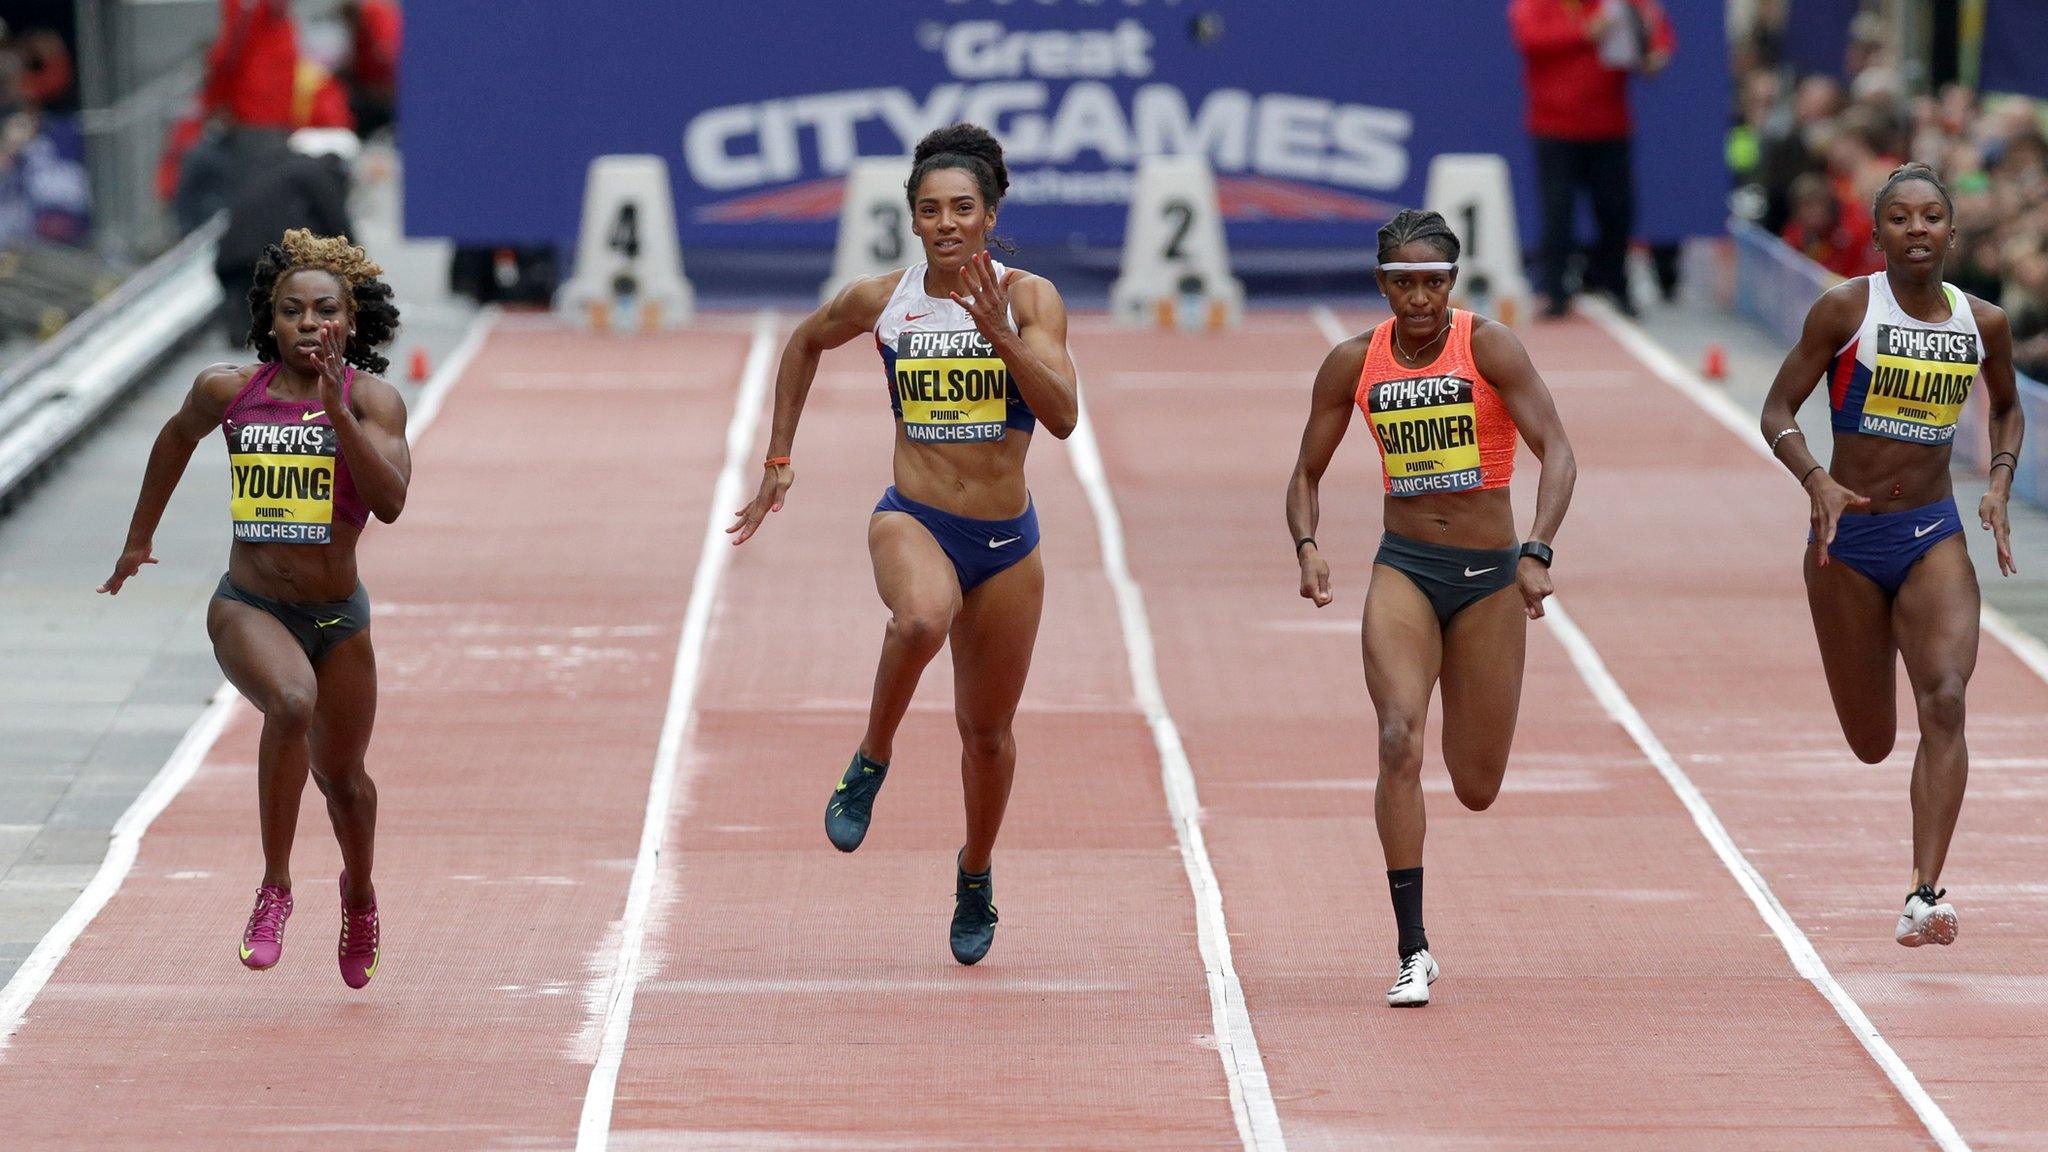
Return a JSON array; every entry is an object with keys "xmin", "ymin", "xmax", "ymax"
[
  {"xmin": 409, "ymin": 346, "xmax": 431, "ymax": 383},
  {"xmin": 1702, "ymin": 343, "xmax": 1727, "ymax": 381}
]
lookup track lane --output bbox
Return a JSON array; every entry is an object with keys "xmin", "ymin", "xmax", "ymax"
[
  {"xmin": 1498, "ymin": 307, "xmax": 2048, "ymax": 1151},
  {"xmin": 602, "ymin": 339, "xmax": 1244, "ymax": 1147},
  {"xmin": 0, "ymin": 323, "xmax": 752, "ymax": 1149},
  {"xmin": 1077, "ymin": 311, "xmax": 1940, "ymax": 1150}
]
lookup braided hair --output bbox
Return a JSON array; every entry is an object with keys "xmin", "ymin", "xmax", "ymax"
[
  {"xmin": 906, "ymin": 123, "xmax": 1016, "ymax": 253},
  {"xmin": 1376, "ymin": 209, "xmax": 1462, "ymax": 265},
  {"xmin": 246, "ymin": 229, "xmax": 400, "ymax": 374},
  {"xmin": 1872, "ymin": 161, "xmax": 1954, "ymax": 220}
]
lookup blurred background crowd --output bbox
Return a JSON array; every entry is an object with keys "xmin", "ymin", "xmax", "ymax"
[{"xmin": 1728, "ymin": 0, "xmax": 2048, "ymax": 378}]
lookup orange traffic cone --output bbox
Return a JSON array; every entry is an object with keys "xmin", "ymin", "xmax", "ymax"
[
  {"xmin": 1702, "ymin": 343, "xmax": 1727, "ymax": 381},
  {"xmin": 409, "ymin": 346, "xmax": 431, "ymax": 383}
]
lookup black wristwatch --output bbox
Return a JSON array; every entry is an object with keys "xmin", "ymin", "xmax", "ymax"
[{"xmin": 1518, "ymin": 541, "xmax": 1554, "ymax": 568}]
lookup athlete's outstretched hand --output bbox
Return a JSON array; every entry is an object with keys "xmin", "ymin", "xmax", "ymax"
[
  {"xmin": 1805, "ymin": 471, "xmax": 1869, "ymax": 564},
  {"xmin": 1980, "ymin": 490, "xmax": 2017, "ymax": 576},
  {"xmin": 1517, "ymin": 556, "xmax": 1553, "ymax": 619},
  {"xmin": 1298, "ymin": 548, "xmax": 1333, "ymax": 607},
  {"xmin": 950, "ymin": 250, "xmax": 1015, "ymax": 344},
  {"xmin": 727, "ymin": 463, "xmax": 792, "ymax": 545},
  {"xmin": 97, "ymin": 543, "xmax": 157, "ymax": 595}
]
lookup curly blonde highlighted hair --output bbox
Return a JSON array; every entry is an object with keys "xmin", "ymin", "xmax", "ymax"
[{"xmin": 246, "ymin": 229, "xmax": 400, "ymax": 374}]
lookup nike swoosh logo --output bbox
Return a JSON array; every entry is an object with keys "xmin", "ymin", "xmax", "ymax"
[
  {"xmin": 835, "ymin": 781, "xmax": 848, "ymax": 793},
  {"xmin": 314, "ymin": 617, "xmax": 346, "ymax": 628},
  {"xmin": 988, "ymin": 535, "xmax": 1021, "ymax": 548},
  {"xmin": 1463, "ymin": 566, "xmax": 1498, "ymax": 577},
  {"xmin": 301, "ymin": 410, "xmax": 326, "ymax": 421},
  {"xmin": 1915, "ymin": 521, "xmax": 1945, "ymax": 538},
  {"xmin": 905, "ymin": 312, "xmax": 931, "ymax": 322},
  {"xmin": 240, "ymin": 943, "xmax": 254, "ymax": 960}
]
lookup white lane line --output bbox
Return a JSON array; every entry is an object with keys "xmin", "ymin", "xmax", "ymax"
[
  {"xmin": 575, "ymin": 311, "xmax": 777, "ymax": 1152},
  {"xmin": 0, "ymin": 305, "xmax": 500, "ymax": 1050},
  {"xmin": 1542, "ymin": 600, "xmax": 1969, "ymax": 1152},
  {"xmin": 1575, "ymin": 296, "xmax": 2048, "ymax": 685},
  {"xmin": 1066, "ymin": 399, "xmax": 1287, "ymax": 1152},
  {"xmin": 1573, "ymin": 298, "xmax": 1974, "ymax": 1148},
  {"xmin": 1309, "ymin": 304, "xmax": 1351, "ymax": 346}
]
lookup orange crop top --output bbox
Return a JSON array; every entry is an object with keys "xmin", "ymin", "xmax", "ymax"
[{"xmin": 1355, "ymin": 309, "xmax": 1517, "ymax": 496}]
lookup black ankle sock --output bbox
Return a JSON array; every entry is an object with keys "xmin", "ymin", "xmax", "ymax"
[{"xmin": 1388, "ymin": 867, "xmax": 1426, "ymax": 958}]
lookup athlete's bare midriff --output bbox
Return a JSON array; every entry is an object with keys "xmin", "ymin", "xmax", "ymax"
[
  {"xmin": 1826, "ymin": 433, "xmax": 1955, "ymax": 515},
  {"xmin": 890, "ymin": 432, "xmax": 1032, "ymax": 520},
  {"xmin": 1382, "ymin": 487, "xmax": 1517, "ymax": 550},
  {"xmin": 227, "ymin": 530, "xmax": 363, "ymax": 602}
]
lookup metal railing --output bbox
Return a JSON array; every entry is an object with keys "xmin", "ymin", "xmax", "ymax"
[{"xmin": 0, "ymin": 214, "xmax": 221, "ymax": 508}]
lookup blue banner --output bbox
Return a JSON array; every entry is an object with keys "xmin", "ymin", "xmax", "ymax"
[
  {"xmin": 403, "ymin": 1, "xmax": 1727, "ymax": 257},
  {"xmin": 1982, "ymin": 0, "xmax": 2048, "ymax": 98}
]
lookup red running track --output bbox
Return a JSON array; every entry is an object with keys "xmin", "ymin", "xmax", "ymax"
[{"xmin": 3, "ymin": 307, "xmax": 2041, "ymax": 1149}]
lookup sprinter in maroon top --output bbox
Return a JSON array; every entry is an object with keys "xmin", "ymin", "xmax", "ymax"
[{"xmin": 100, "ymin": 229, "xmax": 408, "ymax": 989}]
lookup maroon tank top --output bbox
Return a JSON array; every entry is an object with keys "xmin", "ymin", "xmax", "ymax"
[{"xmin": 221, "ymin": 362, "xmax": 368, "ymax": 544}]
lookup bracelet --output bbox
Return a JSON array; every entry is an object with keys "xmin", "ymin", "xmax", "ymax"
[
  {"xmin": 763, "ymin": 456, "xmax": 791, "ymax": 468},
  {"xmin": 1991, "ymin": 452, "xmax": 2018, "ymax": 468},
  {"xmin": 1768, "ymin": 427, "xmax": 1805, "ymax": 450},
  {"xmin": 1294, "ymin": 536, "xmax": 1317, "ymax": 556},
  {"xmin": 1991, "ymin": 460, "xmax": 2015, "ymax": 475},
  {"xmin": 1800, "ymin": 464, "xmax": 1825, "ymax": 487}
]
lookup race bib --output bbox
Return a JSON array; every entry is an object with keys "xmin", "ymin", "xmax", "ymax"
[
  {"xmin": 229, "ymin": 422, "xmax": 337, "ymax": 543},
  {"xmin": 893, "ymin": 329, "xmax": 1008, "ymax": 444},
  {"xmin": 1369, "ymin": 374, "xmax": 1482, "ymax": 496},
  {"xmin": 1860, "ymin": 323, "xmax": 1976, "ymax": 445}
]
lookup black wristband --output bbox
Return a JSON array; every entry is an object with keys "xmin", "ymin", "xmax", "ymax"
[
  {"xmin": 1992, "ymin": 452, "xmax": 2018, "ymax": 465},
  {"xmin": 1294, "ymin": 536, "xmax": 1317, "ymax": 556},
  {"xmin": 1991, "ymin": 460, "xmax": 2015, "ymax": 475},
  {"xmin": 1518, "ymin": 540, "xmax": 1554, "ymax": 568},
  {"xmin": 1800, "ymin": 464, "xmax": 1824, "ymax": 487}
]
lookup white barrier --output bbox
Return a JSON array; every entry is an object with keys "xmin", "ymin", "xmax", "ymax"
[
  {"xmin": 822, "ymin": 158, "xmax": 917, "ymax": 301},
  {"xmin": 1109, "ymin": 155, "xmax": 1243, "ymax": 330},
  {"xmin": 1421, "ymin": 153, "xmax": 1531, "ymax": 327},
  {"xmin": 556, "ymin": 155, "xmax": 694, "ymax": 332}
]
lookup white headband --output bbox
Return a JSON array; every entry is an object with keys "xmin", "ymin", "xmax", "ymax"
[{"xmin": 1378, "ymin": 262, "xmax": 1456, "ymax": 272}]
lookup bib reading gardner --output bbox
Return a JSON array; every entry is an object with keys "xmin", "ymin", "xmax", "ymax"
[{"xmin": 1369, "ymin": 374, "xmax": 1483, "ymax": 495}]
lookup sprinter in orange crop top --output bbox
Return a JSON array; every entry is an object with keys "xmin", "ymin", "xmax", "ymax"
[{"xmin": 1285, "ymin": 209, "xmax": 1578, "ymax": 1007}]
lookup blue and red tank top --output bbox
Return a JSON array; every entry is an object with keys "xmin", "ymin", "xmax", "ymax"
[
  {"xmin": 220, "ymin": 362, "xmax": 368, "ymax": 544},
  {"xmin": 874, "ymin": 261, "xmax": 1037, "ymax": 443},
  {"xmin": 1829, "ymin": 273, "xmax": 1982, "ymax": 445}
]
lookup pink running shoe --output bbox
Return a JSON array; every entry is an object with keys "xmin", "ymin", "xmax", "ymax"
[
  {"xmin": 337, "ymin": 872, "xmax": 379, "ymax": 989},
  {"xmin": 240, "ymin": 884, "xmax": 292, "ymax": 970}
]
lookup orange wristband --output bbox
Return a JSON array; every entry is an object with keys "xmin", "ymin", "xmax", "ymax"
[{"xmin": 764, "ymin": 456, "xmax": 791, "ymax": 468}]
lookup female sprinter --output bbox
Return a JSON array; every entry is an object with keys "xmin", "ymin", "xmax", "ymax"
[
  {"xmin": 1286, "ymin": 209, "xmax": 1577, "ymax": 1006},
  {"xmin": 99, "ymin": 230, "xmax": 407, "ymax": 988},
  {"xmin": 727, "ymin": 124, "xmax": 1078, "ymax": 966},
  {"xmin": 1759, "ymin": 162, "xmax": 2022, "ymax": 948}
]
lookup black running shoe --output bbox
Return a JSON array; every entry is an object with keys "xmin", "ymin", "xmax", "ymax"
[
  {"xmin": 950, "ymin": 855, "xmax": 998, "ymax": 965},
  {"xmin": 825, "ymin": 751, "xmax": 888, "ymax": 852}
]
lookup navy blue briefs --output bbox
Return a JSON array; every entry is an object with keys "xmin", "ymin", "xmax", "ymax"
[
  {"xmin": 1814, "ymin": 496, "xmax": 1963, "ymax": 596},
  {"xmin": 874, "ymin": 486, "xmax": 1040, "ymax": 595}
]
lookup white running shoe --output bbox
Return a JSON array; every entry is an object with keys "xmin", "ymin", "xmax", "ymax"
[
  {"xmin": 1387, "ymin": 949, "xmax": 1439, "ymax": 1007},
  {"xmin": 1895, "ymin": 887, "xmax": 1958, "ymax": 947}
]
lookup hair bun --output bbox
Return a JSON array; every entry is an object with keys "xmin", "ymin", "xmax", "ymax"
[{"xmin": 913, "ymin": 123, "xmax": 1009, "ymax": 199}]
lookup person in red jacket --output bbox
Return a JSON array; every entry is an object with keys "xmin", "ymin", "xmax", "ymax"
[
  {"xmin": 1509, "ymin": 0, "xmax": 1675, "ymax": 318},
  {"xmin": 201, "ymin": 0, "xmax": 298, "ymax": 132}
]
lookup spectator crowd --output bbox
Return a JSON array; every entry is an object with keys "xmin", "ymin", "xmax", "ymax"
[{"xmin": 1728, "ymin": 3, "xmax": 2048, "ymax": 381}]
